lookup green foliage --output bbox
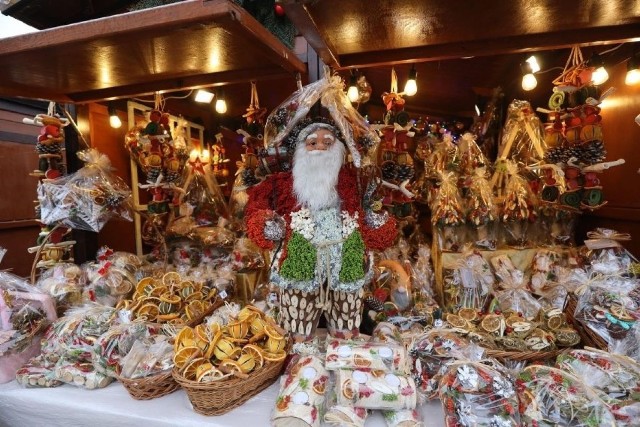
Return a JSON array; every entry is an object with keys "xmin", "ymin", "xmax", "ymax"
[
  {"xmin": 280, "ymin": 232, "xmax": 316, "ymax": 281},
  {"xmin": 339, "ymin": 231, "xmax": 365, "ymax": 283}
]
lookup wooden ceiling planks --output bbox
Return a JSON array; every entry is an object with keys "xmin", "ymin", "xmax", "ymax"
[{"xmin": 0, "ymin": 0, "xmax": 305, "ymax": 103}]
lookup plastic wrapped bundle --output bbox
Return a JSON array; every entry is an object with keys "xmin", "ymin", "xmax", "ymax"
[
  {"xmin": 83, "ymin": 259, "xmax": 136, "ymax": 307},
  {"xmin": 409, "ymin": 330, "xmax": 472, "ymax": 400},
  {"xmin": 442, "ymin": 248, "xmax": 494, "ymax": 312},
  {"xmin": 465, "ymin": 168, "xmax": 497, "ymax": 251},
  {"xmin": 0, "ymin": 271, "xmax": 57, "ymax": 383},
  {"xmin": 499, "ymin": 161, "xmax": 537, "ymax": 248},
  {"xmin": 491, "ymin": 254, "xmax": 542, "ymax": 319},
  {"xmin": 497, "ymin": 99, "xmax": 546, "ymax": 166},
  {"xmin": 556, "ymin": 348, "xmax": 640, "ymax": 425},
  {"xmin": 325, "ymin": 338, "xmax": 408, "ymax": 374},
  {"xmin": 431, "ymin": 171, "xmax": 465, "ymax": 252},
  {"xmin": 272, "ymin": 355, "xmax": 329, "ymax": 427},
  {"xmin": 324, "ymin": 374, "xmax": 369, "ymax": 427},
  {"xmin": 517, "ymin": 365, "xmax": 616, "ymax": 426},
  {"xmin": 582, "ymin": 229, "xmax": 639, "ymax": 277},
  {"xmin": 36, "ymin": 262, "xmax": 84, "ymax": 315},
  {"xmin": 336, "ymin": 368, "xmax": 417, "ymax": 410},
  {"xmin": 574, "ymin": 275, "xmax": 640, "ymax": 347},
  {"xmin": 38, "ymin": 149, "xmax": 132, "ymax": 232},
  {"xmin": 438, "ymin": 361, "xmax": 520, "ymax": 427}
]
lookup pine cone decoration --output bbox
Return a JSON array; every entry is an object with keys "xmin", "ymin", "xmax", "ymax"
[
  {"xmin": 544, "ymin": 146, "xmax": 567, "ymax": 164},
  {"xmin": 165, "ymin": 171, "xmax": 181, "ymax": 183},
  {"xmin": 146, "ymin": 167, "xmax": 161, "ymax": 184},
  {"xmin": 578, "ymin": 140, "xmax": 606, "ymax": 165},
  {"xmin": 105, "ymin": 193, "xmax": 125, "ymax": 208},
  {"xmin": 364, "ymin": 295, "xmax": 385, "ymax": 312},
  {"xmin": 396, "ymin": 164, "xmax": 415, "ymax": 181},
  {"xmin": 271, "ymin": 107, "xmax": 289, "ymax": 127},
  {"xmin": 36, "ymin": 142, "xmax": 62, "ymax": 155},
  {"xmin": 241, "ymin": 169, "xmax": 260, "ymax": 187},
  {"xmin": 381, "ymin": 161, "xmax": 398, "ymax": 181},
  {"xmin": 358, "ymin": 134, "xmax": 377, "ymax": 149}
]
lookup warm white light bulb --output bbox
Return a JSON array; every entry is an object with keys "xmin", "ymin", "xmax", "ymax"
[
  {"xmin": 404, "ymin": 79, "xmax": 417, "ymax": 96},
  {"xmin": 521, "ymin": 73, "xmax": 537, "ymax": 91},
  {"xmin": 347, "ymin": 85, "xmax": 359, "ymax": 103},
  {"xmin": 109, "ymin": 114, "xmax": 122, "ymax": 128},
  {"xmin": 215, "ymin": 98, "xmax": 227, "ymax": 114},
  {"xmin": 591, "ymin": 66, "xmax": 609, "ymax": 85},
  {"xmin": 195, "ymin": 89, "xmax": 214, "ymax": 103},
  {"xmin": 625, "ymin": 68, "xmax": 640, "ymax": 86},
  {"xmin": 526, "ymin": 55, "xmax": 540, "ymax": 73}
]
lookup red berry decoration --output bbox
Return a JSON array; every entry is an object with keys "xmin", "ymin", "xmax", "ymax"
[{"xmin": 274, "ymin": 3, "xmax": 285, "ymax": 16}]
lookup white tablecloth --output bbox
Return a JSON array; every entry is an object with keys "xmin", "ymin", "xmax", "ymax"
[{"xmin": 0, "ymin": 380, "xmax": 445, "ymax": 427}]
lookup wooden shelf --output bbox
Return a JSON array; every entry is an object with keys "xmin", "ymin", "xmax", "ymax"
[{"xmin": 0, "ymin": 0, "xmax": 306, "ymax": 103}]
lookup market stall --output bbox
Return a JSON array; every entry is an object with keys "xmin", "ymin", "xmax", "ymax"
[{"xmin": 1, "ymin": 1, "xmax": 640, "ymax": 426}]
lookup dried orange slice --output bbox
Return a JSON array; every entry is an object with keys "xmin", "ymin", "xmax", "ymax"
[
  {"xmin": 264, "ymin": 323, "xmax": 285, "ymax": 340},
  {"xmin": 242, "ymin": 344, "xmax": 264, "ymax": 368},
  {"xmin": 136, "ymin": 277, "xmax": 155, "ymax": 295},
  {"xmin": 312, "ymin": 375, "xmax": 328, "ymax": 394},
  {"xmin": 160, "ymin": 293, "xmax": 181, "ymax": 305},
  {"xmin": 342, "ymin": 378, "xmax": 354, "ymax": 400},
  {"xmin": 194, "ymin": 324, "xmax": 212, "ymax": 342},
  {"xmin": 458, "ymin": 308, "xmax": 478, "ymax": 322},
  {"xmin": 185, "ymin": 300, "xmax": 205, "ymax": 320},
  {"xmin": 446, "ymin": 314, "xmax": 468, "ymax": 329},
  {"xmin": 213, "ymin": 338, "xmax": 241, "ymax": 360},
  {"xmin": 238, "ymin": 305, "xmax": 262, "ymax": 322},
  {"xmin": 249, "ymin": 316, "xmax": 266, "ymax": 336},
  {"xmin": 182, "ymin": 357, "xmax": 206, "ymax": 380},
  {"xmin": 149, "ymin": 285, "xmax": 168, "ymax": 297},
  {"xmin": 194, "ymin": 361, "xmax": 214, "ymax": 379},
  {"xmin": 157, "ymin": 313, "xmax": 180, "ymax": 322},
  {"xmin": 184, "ymin": 291, "xmax": 204, "ymax": 303},
  {"xmin": 353, "ymin": 354, "xmax": 371, "ymax": 368},
  {"xmin": 236, "ymin": 353, "xmax": 256, "ymax": 374},
  {"xmin": 173, "ymin": 346, "xmax": 202, "ymax": 369},
  {"xmin": 219, "ymin": 359, "xmax": 243, "ymax": 374},
  {"xmin": 179, "ymin": 280, "xmax": 195, "ymax": 289},
  {"xmin": 209, "ymin": 322, "xmax": 221, "ymax": 336},
  {"xmin": 163, "ymin": 271, "xmax": 182, "ymax": 286},
  {"xmin": 137, "ymin": 303, "xmax": 159, "ymax": 321},
  {"xmin": 175, "ymin": 326, "xmax": 195, "ymax": 349},
  {"xmin": 266, "ymin": 337, "xmax": 286, "ymax": 353},
  {"xmin": 197, "ymin": 366, "xmax": 225, "ymax": 383},
  {"xmin": 263, "ymin": 350, "xmax": 287, "ymax": 362},
  {"xmin": 227, "ymin": 321, "xmax": 249, "ymax": 340},
  {"xmin": 480, "ymin": 314, "xmax": 503, "ymax": 333},
  {"xmin": 506, "ymin": 315, "xmax": 525, "ymax": 328},
  {"xmin": 546, "ymin": 315, "xmax": 564, "ymax": 331}
]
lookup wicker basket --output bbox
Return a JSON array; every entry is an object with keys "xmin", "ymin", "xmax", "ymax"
[
  {"xmin": 484, "ymin": 348, "xmax": 563, "ymax": 362},
  {"xmin": 564, "ymin": 293, "xmax": 608, "ymax": 350},
  {"xmin": 117, "ymin": 370, "xmax": 179, "ymax": 400},
  {"xmin": 172, "ymin": 357, "xmax": 286, "ymax": 415}
]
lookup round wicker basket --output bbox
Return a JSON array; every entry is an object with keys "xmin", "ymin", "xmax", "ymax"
[{"xmin": 117, "ymin": 370, "xmax": 179, "ymax": 400}]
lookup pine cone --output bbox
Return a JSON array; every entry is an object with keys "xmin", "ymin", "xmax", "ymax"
[
  {"xmin": 381, "ymin": 161, "xmax": 398, "ymax": 181},
  {"xmin": 578, "ymin": 140, "xmax": 606, "ymax": 165},
  {"xmin": 271, "ymin": 107, "xmax": 289, "ymax": 127},
  {"xmin": 241, "ymin": 169, "xmax": 260, "ymax": 187},
  {"xmin": 396, "ymin": 164, "xmax": 415, "ymax": 181},
  {"xmin": 165, "ymin": 171, "xmax": 181, "ymax": 183},
  {"xmin": 364, "ymin": 295, "xmax": 385, "ymax": 312},
  {"xmin": 146, "ymin": 167, "xmax": 161, "ymax": 184}
]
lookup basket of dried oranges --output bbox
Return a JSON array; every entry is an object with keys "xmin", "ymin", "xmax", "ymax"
[
  {"xmin": 116, "ymin": 271, "xmax": 222, "ymax": 327},
  {"xmin": 171, "ymin": 305, "xmax": 289, "ymax": 415},
  {"xmin": 445, "ymin": 307, "xmax": 579, "ymax": 362}
]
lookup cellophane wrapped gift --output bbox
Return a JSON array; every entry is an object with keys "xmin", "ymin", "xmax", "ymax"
[
  {"xmin": 457, "ymin": 132, "xmax": 488, "ymax": 178},
  {"xmin": 408, "ymin": 329, "xmax": 472, "ymax": 400},
  {"xmin": 442, "ymin": 248, "xmax": 494, "ymax": 313},
  {"xmin": 426, "ymin": 133, "xmax": 458, "ymax": 178},
  {"xmin": 336, "ymin": 368, "xmax": 417, "ymax": 410},
  {"xmin": 382, "ymin": 409, "xmax": 422, "ymax": 427},
  {"xmin": 497, "ymin": 99, "xmax": 546, "ymax": 166},
  {"xmin": 556, "ymin": 348, "xmax": 640, "ymax": 426},
  {"xmin": 582, "ymin": 228, "xmax": 639, "ymax": 277},
  {"xmin": 272, "ymin": 355, "xmax": 329, "ymax": 427},
  {"xmin": 491, "ymin": 254, "xmax": 542, "ymax": 319},
  {"xmin": 36, "ymin": 262, "xmax": 84, "ymax": 316},
  {"xmin": 517, "ymin": 365, "xmax": 617, "ymax": 426},
  {"xmin": 0, "ymin": 271, "xmax": 57, "ymax": 383},
  {"xmin": 34, "ymin": 303, "xmax": 116, "ymax": 389},
  {"xmin": 83, "ymin": 259, "xmax": 136, "ymax": 307},
  {"xmin": 325, "ymin": 338, "xmax": 408, "ymax": 374},
  {"xmin": 499, "ymin": 162, "xmax": 537, "ymax": 248},
  {"xmin": 464, "ymin": 168, "xmax": 497, "ymax": 251},
  {"xmin": 92, "ymin": 321, "xmax": 169, "ymax": 378},
  {"xmin": 438, "ymin": 361, "xmax": 520, "ymax": 427},
  {"xmin": 574, "ymin": 275, "xmax": 640, "ymax": 347},
  {"xmin": 431, "ymin": 171, "xmax": 465, "ymax": 252},
  {"xmin": 38, "ymin": 149, "xmax": 132, "ymax": 232},
  {"xmin": 324, "ymin": 373, "xmax": 369, "ymax": 427}
]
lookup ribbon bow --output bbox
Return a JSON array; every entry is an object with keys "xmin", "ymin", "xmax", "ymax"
[{"xmin": 586, "ymin": 228, "xmax": 631, "ymax": 241}]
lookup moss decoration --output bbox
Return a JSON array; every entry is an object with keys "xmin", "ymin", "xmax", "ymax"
[
  {"xmin": 339, "ymin": 231, "xmax": 365, "ymax": 283},
  {"xmin": 280, "ymin": 232, "xmax": 316, "ymax": 281}
]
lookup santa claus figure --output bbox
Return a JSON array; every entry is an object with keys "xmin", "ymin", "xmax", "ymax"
[{"xmin": 246, "ymin": 120, "xmax": 397, "ymax": 340}]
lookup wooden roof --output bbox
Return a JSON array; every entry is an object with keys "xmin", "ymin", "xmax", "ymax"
[
  {"xmin": 0, "ymin": 0, "xmax": 305, "ymax": 103},
  {"xmin": 283, "ymin": 0, "xmax": 640, "ymax": 118}
]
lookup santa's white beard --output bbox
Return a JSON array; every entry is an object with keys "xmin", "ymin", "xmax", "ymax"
[{"xmin": 292, "ymin": 140, "xmax": 345, "ymax": 212}]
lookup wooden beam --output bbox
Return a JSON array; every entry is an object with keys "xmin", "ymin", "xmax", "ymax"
[
  {"xmin": 281, "ymin": 0, "xmax": 340, "ymax": 68},
  {"xmin": 338, "ymin": 24, "xmax": 640, "ymax": 69},
  {"xmin": 68, "ymin": 66, "xmax": 295, "ymax": 103}
]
